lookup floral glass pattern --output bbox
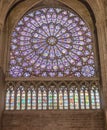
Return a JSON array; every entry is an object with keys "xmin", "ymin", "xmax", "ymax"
[{"xmin": 9, "ymin": 8, "xmax": 96, "ymax": 78}]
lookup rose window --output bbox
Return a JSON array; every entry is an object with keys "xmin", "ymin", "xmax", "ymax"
[{"xmin": 9, "ymin": 8, "xmax": 96, "ymax": 78}]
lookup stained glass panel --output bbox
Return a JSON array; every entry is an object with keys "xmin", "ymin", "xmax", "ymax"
[
  {"xmin": 21, "ymin": 90, "xmax": 25, "ymax": 110},
  {"xmin": 27, "ymin": 90, "xmax": 31, "ymax": 110},
  {"xmin": 91, "ymin": 88, "xmax": 96, "ymax": 109},
  {"xmin": 85, "ymin": 88, "xmax": 90, "ymax": 109},
  {"xmin": 43, "ymin": 90, "xmax": 47, "ymax": 110},
  {"xmin": 6, "ymin": 89, "xmax": 10, "ymax": 110},
  {"xmin": 59, "ymin": 90, "xmax": 63, "ymax": 109},
  {"xmin": 38, "ymin": 90, "xmax": 42, "ymax": 110},
  {"xmin": 80, "ymin": 88, "xmax": 85, "ymax": 109},
  {"xmin": 48, "ymin": 90, "xmax": 53, "ymax": 109},
  {"xmin": 9, "ymin": 8, "xmax": 96, "ymax": 78},
  {"xmin": 16, "ymin": 89, "xmax": 21, "ymax": 110},
  {"xmin": 75, "ymin": 89, "xmax": 79, "ymax": 109},
  {"xmin": 5, "ymin": 84, "xmax": 101, "ymax": 110},
  {"xmin": 64, "ymin": 89, "xmax": 68, "ymax": 109},
  {"xmin": 10, "ymin": 90, "xmax": 15, "ymax": 110},
  {"xmin": 69, "ymin": 89, "xmax": 74, "ymax": 109},
  {"xmin": 53, "ymin": 90, "xmax": 57, "ymax": 109},
  {"xmin": 95, "ymin": 89, "xmax": 100, "ymax": 109},
  {"xmin": 32, "ymin": 90, "xmax": 36, "ymax": 110}
]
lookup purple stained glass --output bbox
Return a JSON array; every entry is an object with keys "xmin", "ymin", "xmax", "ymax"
[{"xmin": 9, "ymin": 8, "xmax": 96, "ymax": 78}]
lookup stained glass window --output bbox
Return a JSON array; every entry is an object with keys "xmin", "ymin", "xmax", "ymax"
[
  {"xmin": 16, "ymin": 87, "xmax": 21, "ymax": 110},
  {"xmin": 85, "ymin": 88, "xmax": 90, "ymax": 109},
  {"xmin": 74, "ymin": 88, "xmax": 79, "ymax": 109},
  {"xmin": 16, "ymin": 86, "xmax": 25, "ymax": 110},
  {"xmin": 64, "ymin": 88, "xmax": 68, "ymax": 109},
  {"xmin": 5, "ymin": 83, "xmax": 101, "ymax": 110},
  {"xmin": 48, "ymin": 89, "xmax": 53, "ymax": 109},
  {"xmin": 5, "ymin": 86, "xmax": 14, "ymax": 110},
  {"xmin": 43, "ymin": 89, "xmax": 47, "ymax": 110},
  {"xmin": 59, "ymin": 88, "xmax": 63, "ymax": 109},
  {"xmin": 69, "ymin": 87, "xmax": 75, "ymax": 109},
  {"xmin": 91, "ymin": 87, "xmax": 96, "ymax": 109},
  {"xmin": 9, "ymin": 8, "xmax": 96, "ymax": 78},
  {"xmin": 53, "ymin": 89, "xmax": 58, "ymax": 109},
  {"xmin": 80, "ymin": 87, "xmax": 85, "ymax": 109},
  {"xmin": 27, "ymin": 88, "xmax": 32, "ymax": 110},
  {"xmin": 91, "ymin": 85, "xmax": 100, "ymax": 109},
  {"xmin": 5, "ymin": 89, "xmax": 10, "ymax": 110},
  {"xmin": 32, "ymin": 88, "xmax": 36, "ymax": 110},
  {"xmin": 6, "ymin": 6, "xmax": 101, "ymax": 111},
  {"xmin": 95, "ymin": 88, "xmax": 100, "ymax": 109},
  {"xmin": 38, "ymin": 88, "xmax": 42, "ymax": 110}
]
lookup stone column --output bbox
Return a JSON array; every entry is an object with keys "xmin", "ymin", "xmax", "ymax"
[
  {"xmin": 96, "ymin": 19, "xmax": 107, "ymax": 129},
  {"xmin": 0, "ymin": 67, "xmax": 5, "ymax": 130}
]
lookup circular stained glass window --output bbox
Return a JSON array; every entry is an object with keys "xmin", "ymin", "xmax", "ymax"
[{"xmin": 9, "ymin": 8, "xmax": 96, "ymax": 78}]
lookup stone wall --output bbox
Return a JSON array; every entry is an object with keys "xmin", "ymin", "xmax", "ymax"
[{"xmin": 2, "ymin": 110, "xmax": 105, "ymax": 130}]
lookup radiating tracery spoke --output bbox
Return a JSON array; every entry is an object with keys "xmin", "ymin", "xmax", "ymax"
[{"xmin": 9, "ymin": 8, "xmax": 96, "ymax": 78}]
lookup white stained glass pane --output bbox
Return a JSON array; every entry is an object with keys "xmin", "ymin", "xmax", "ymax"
[
  {"xmin": 27, "ymin": 91, "xmax": 31, "ymax": 110},
  {"xmin": 21, "ymin": 91, "xmax": 25, "ymax": 110},
  {"xmin": 43, "ymin": 91, "xmax": 47, "ymax": 110},
  {"xmin": 69, "ymin": 90, "xmax": 74, "ymax": 109},
  {"xmin": 91, "ymin": 90, "xmax": 96, "ymax": 109},
  {"xmin": 6, "ymin": 91, "xmax": 10, "ymax": 110},
  {"xmin": 10, "ymin": 91, "xmax": 15, "ymax": 110},
  {"xmin": 53, "ymin": 90, "xmax": 57, "ymax": 109},
  {"xmin": 75, "ymin": 90, "xmax": 79, "ymax": 109},
  {"xmin": 16, "ymin": 90, "xmax": 21, "ymax": 110},
  {"xmin": 32, "ymin": 91, "xmax": 36, "ymax": 110},
  {"xmin": 48, "ymin": 91, "xmax": 53, "ymax": 109},
  {"xmin": 64, "ymin": 90, "xmax": 68, "ymax": 109},
  {"xmin": 85, "ymin": 90, "xmax": 90, "ymax": 109},
  {"xmin": 80, "ymin": 90, "xmax": 85, "ymax": 109},
  {"xmin": 38, "ymin": 91, "xmax": 42, "ymax": 110},
  {"xmin": 59, "ymin": 90, "xmax": 63, "ymax": 109},
  {"xmin": 95, "ymin": 89, "xmax": 100, "ymax": 109}
]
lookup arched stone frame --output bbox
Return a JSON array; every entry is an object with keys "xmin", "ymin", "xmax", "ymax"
[{"xmin": 0, "ymin": 0, "xmax": 107, "ymax": 129}]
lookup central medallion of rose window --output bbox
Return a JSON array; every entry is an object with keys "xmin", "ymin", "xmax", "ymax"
[{"xmin": 47, "ymin": 36, "xmax": 57, "ymax": 46}]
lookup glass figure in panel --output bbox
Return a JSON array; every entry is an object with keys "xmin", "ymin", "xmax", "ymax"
[
  {"xmin": 53, "ymin": 89, "xmax": 57, "ymax": 109},
  {"xmin": 69, "ymin": 87, "xmax": 75, "ymax": 109},
  {"xmin": 64, "ymin": 88, "xmax": 68, "ymax": 109},
  {"xmin": 80, "ymin": 87, "xmax": 85, "ymax": 109},
  {"xmin": 48, "ymin": 90, "xmax": 53, "ymax": 109},
  {"xmin": 21, "ymin": 87, "xmax": 26, "ymax": 110},
  {"xmin": 38, "ymin": 88, "xmax": 42, "ymax": 110},
  {"xmin": 16, "ymin": 87, "xmax": 21, "ymax": 110},
  {"xmin": 27, "ymin": 89, "xmax": 31, "ymax": 110},
  {"xmin": 85, "ymin": 88, "xmax": 90, "ymax": 109},
  {"xmin": 95, "ymin": 88, "xmax": 100, "ymax": 109},
  {"xmin": 74, "ymin": 88, "xmax": 79, "ymax": 109},
  {"xmin": 32, "ymin": 88, "xmax": 36, "ymax": 110},
  {"xmin": 10, "ymin": 88, "xmax": 15, "ymax": 110},
  {"xmin": 43, "ymin": 89, "xmax": 47, "ymax": 110},
  {"xmin": 5, "ymin": 88, "xmax": 11, "ymax": 110},
  {"xmin": 59, "ymin": 88, "xmax": 63, "ymax": 109},
  {"xmin": 91, "ymin": 86, "xmax": 96, "ymax": 109}
]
